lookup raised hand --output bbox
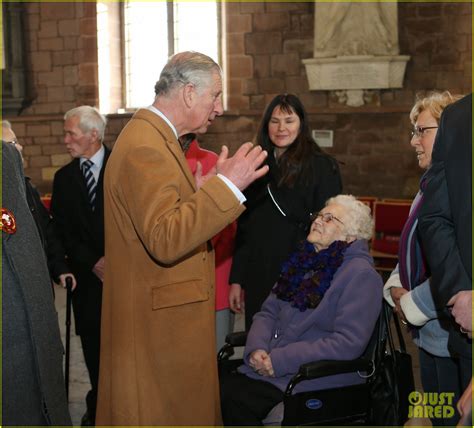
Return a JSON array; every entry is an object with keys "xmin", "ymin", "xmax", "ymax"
[
  {"xmin": 194, "ymin": 161, "xmax": 217, "ymax": 189},
  {"xmin": 216, "ymin": 143, "xmax": 269, "ymax": 191}
]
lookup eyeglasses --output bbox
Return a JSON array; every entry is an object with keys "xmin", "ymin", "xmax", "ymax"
[
  {"xmin": 411, "ymin": 126, "xmax": 438, "ymax": 139},
  {"xmin": 8, "ymin": 139, "xmax": 18, "ymax": 146},
  {"xmin": 311, "ymin": 212, "xmax": 344, "ymax": 225}
]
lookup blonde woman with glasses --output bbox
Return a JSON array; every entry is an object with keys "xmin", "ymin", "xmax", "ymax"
[{"xmin": 383, "ymin": 91, "xmax": 463, "ymax": 426}]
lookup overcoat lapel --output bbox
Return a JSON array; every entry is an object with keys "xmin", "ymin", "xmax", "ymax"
[
  {"xmin": 165, "ymin": 139, "xmax": 197, "ymax": 192},
  {"xmin": 133, "ymin": 109, "xmax": 197, "ymax": 192},
  {"xmin": 94, "ymin": 149, "xmax": 110, "ymax": 216}
]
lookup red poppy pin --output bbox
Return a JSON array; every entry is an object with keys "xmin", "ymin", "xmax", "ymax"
[{"xmin": 1, "ymin": 208, "xmax": 17, "ymax": 234}]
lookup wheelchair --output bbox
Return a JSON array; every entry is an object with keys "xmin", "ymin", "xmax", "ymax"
[{"xmin": 218, "ymin": 306, "xmax": 390, "ymax": 426}]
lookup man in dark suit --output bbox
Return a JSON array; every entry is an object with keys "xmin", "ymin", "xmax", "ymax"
[
  {"xmin": 51, "ymin": 106, "xmax": 109, "ymax": 426},
  {"xmin": 418, "ymin": 94, "xmax": 472, "ymax": 393},
  {"xmin": 2, "ymin": 141, "xmax": 72, "ymax": 426}
]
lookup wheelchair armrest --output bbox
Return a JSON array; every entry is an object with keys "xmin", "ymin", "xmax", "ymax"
[
  {"xmin": 298, "ymin": 358, "xmax": 372, "ymax": 379},
  {"xmin": 217, "ymin": 331, "xmax": 248, "ymax": 361},
  {"xmin": 224, "ymin": 331, "xmax": 248, "ymax": 347},
  {"xmin": 285, "ymin": 358, "xmax": 373, "ymax": 396}
]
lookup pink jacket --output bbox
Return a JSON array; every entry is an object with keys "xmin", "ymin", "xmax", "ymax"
[{"xmin": 185, "ymin": 140, "xmax": 236, "ymax": 310}]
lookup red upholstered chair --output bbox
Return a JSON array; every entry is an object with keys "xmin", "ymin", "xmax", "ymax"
[
  {"xmin": 382, "ymin": 198, "xmax": 413, "ymax": 204},
  {"xmin": 370, "ymin": 200, "xmax": 411, "ymax": 273}
]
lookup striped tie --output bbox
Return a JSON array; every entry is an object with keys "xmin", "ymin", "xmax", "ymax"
[{"xmin": 81, "ymin": 159, "xmax": 97, "ymax": 210}]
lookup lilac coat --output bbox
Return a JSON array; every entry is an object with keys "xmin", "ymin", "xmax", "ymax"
[{"xmin": 239, "ymin": 239, "xmax": 383, "ymax": 393}]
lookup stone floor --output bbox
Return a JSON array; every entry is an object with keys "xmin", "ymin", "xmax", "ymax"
[
  {"xmin": 54, "ymin": 284, "xmax": 247, "ymax": 425},
  {"xmin": 55, "ymin": 284, "xmax": 89, "ymax": 426},
  {"xmin": 54, "ymin": 283, "xmax": 429, "ymax": 426}
]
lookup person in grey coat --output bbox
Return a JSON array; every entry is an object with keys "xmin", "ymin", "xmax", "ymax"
[
  {"xmin": 221, "ymin": 195, "xmax": 382, "ymax": 425},
  {"xmin": 1, "ymin": 141, "xmax": 71, "ymax": 426}
]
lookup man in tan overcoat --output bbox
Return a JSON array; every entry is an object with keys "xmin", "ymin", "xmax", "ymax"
[{"xmin": 96, "ymin": 51, "xmax": 268, "ymax": 425}]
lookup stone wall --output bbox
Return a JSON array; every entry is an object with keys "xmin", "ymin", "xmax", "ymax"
[
  {"xmin": 4, "ymin": 1, "xmax": 471, "ymax": 197},
  {"xmin": 23, "ymin": 1, "xmax": 99, "ymax": 115}
]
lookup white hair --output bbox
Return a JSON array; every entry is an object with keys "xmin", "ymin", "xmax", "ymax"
[
  {"xmin": 2, "ymin": 120, "xmax": 12, "ymax": 129},
  {"xmin": 64, "ymin": 106, "xmax": 107, "ymax": 141},
  {"xmin": 326, "ymin": 194, "xmax": 374, "ymax": 240},
  {"xmin": 154, "ymin": 51, "xmax": 221, "ymax": 97}
]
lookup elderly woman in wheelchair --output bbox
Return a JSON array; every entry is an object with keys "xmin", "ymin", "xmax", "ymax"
[{"xmin": 220, "ymin": 195, "xmax": 383, "ymax": 426}]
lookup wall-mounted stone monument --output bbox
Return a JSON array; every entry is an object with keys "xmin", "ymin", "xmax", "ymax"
[{"xmin": 303, "ymin": 1, "xmax": 410, "ymax": 107}]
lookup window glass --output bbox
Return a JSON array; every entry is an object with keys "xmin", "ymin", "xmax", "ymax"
[
  {"xmin": 121, "ymin": 0, "xmax": 219, "ymax": 110},
  {"xmin": 173, "ymin": 2, "xmax": 219, "ymax": 63},
  {"xmin": 123, "ymin": 1, "xmax": 168, "ymax": 109}
]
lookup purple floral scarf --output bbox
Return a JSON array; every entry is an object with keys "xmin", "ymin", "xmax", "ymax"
[{"xmin": 272, "ymin": 240, "xmax": 350, "ymax": 311}]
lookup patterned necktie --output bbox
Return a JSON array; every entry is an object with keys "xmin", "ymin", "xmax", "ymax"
[{"xmin": 81, "ymin": 159, "xmax": 97, "ymax": 210}]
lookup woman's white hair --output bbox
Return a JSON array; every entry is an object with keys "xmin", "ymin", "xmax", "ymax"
[{"xmin": 326, "ymin": 194, "xmax": 374, "ymax": 240}]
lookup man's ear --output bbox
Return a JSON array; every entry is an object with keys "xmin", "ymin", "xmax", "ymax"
[
  {"xmin": 90, "ymin": 128, "xmax": 100, "ymax": 143},
  {"xmin": 182, "ymin": 83, "xmax": 195, "ymax": 109}
]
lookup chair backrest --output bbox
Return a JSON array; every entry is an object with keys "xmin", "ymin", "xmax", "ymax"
[
  {"xmin": 371, "ymin": 201, "xmax": 411, "ymax": 255},
  {"xmin": 382, "ymin": 198, "xmax": 413, "ymax": 204},
  {"xmin": 373, "ymin": 201, "xmax": 411, "ymax": 234}
]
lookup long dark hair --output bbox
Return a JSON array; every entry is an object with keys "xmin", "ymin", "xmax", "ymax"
[{"xmin": 256, "ymin": 94, "xmax": 323, "ymax": 188}]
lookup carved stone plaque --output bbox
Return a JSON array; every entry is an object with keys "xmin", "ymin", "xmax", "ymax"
[
  {"xmin": 305, "ymin": 2, "xmax": 410, "ymax": 106},
  {"xmin": 303, "ymin": 55, "xmax": 410, "ymax": 91}
]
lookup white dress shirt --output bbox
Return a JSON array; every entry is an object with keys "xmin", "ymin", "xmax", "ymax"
[{"xmin": 80, "ymin": 144, "xmax": 105, "ymax": 183}]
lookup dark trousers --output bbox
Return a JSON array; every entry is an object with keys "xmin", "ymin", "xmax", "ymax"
[
  {"xmin": 80, "ymin": 329, "xmax": 101, "ymax": 423},
  {"xmin": 220, "ymin": 370, "xmax": 283, "ymax": 426},
  {"xmin": 458, "ymin": 355, "xmax": 472, "ymax": 391},
  {"xmin": 458, "ymin": 355, "xmax": 473, "ymax": 427},
  {"xmin": 419, "ymin": 348, "xmax": 461, "ymax": 426}
]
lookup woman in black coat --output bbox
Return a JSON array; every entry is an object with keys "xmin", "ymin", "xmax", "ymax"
[{"xmin": 229, "ymin": 94, "xmax": 342, "ymax": 329}]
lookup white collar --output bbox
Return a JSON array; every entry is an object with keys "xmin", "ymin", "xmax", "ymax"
[
  {"xmin": 147, "ymin": 105, "xmax": 178, "ymax": 139},
  {"xmin": 80, "ymin": 144, "xmax": 105, "ymax": 169}
]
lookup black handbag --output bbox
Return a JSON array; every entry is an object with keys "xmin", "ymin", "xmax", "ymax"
[{"xmin": 369, "ymin": 303, "xmax": 415, "ymax": 426}]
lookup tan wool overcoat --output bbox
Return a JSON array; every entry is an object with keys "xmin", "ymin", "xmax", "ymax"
[{"xmin": 96, "ymin": 109, "xmax": 244, "ymax": 425}]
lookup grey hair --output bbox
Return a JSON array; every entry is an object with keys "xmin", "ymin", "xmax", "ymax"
[
  {"xmin": 2, "ymin": 120, "xmax": 12, "ymax": 129},
  {"xmin": 154, "ymin": 51, "xmax": 221, "ymax": 97},
  {"xmin": 326, "ymin": 194, "xmax": 374, "ymax": 241},
  {"xmin": 64, "ymin": 106, "xmax": 107, "ymax": 141}
]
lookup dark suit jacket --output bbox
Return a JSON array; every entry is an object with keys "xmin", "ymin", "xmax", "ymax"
[
  {"xmin": 2, "ymin": 142, "xmax": 71, "ymax": 426},
  {"xmin": 25, "ymin": 177, "xmax": 70, "ymax": 282},
  {"xmin": 51, "ymin": 146, "xmax": 110, "ymax": 335},
  {"xmin": 418, "ymin": 93, "xmax": 472, "ymax": 357}
]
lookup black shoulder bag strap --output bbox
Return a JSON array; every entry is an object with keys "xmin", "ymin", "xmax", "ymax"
[{"xmin": 267, "ymin": 183, "xmax": 312, "ymax": 237}]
